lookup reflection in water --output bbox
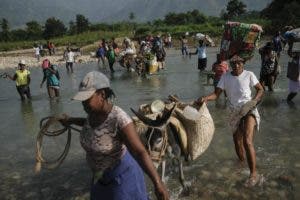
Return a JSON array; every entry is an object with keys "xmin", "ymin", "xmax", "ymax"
[
  {"xmin": 49, "ymin": 98, "xmax": 63, "ymax": 116},
  {"xmin": 146, "ymin": 75, "xmax": 166, "ymax": 89},
  {"xmin": 20, "ymin": 101, "xmax": 37, "ymax": 136}
]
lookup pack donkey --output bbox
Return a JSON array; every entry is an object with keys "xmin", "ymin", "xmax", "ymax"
[{"xmin": 131, "ymin": 104, "xmax": 189, "ymax": 189}]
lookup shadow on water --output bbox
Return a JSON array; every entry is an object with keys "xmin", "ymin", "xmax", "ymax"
[{"xmin": 20, "ymin": 101, "xmax": 39, "ymax": 136}]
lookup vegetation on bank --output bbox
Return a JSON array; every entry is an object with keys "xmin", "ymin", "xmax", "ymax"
[{"xmin": 0, "ymin": 0, "xmax": 298, "ymax": 52}]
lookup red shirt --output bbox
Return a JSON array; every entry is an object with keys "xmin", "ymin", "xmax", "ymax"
[{"xmin": 212, "ymin": 61, "xmax": 229, "ymax": 80}]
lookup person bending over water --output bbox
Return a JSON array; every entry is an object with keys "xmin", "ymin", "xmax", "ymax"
[
  {"xmin": 60, "ymin": 71, "xmax": 169, "ymax": 200},
  {"xmin": 197, "ymin": 55, "xmax": 264, "ymax": 187}
]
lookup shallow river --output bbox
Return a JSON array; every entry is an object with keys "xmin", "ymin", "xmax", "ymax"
[{"xmin": 0, "ymin": 47, "xmax": 299, "ymax": 200}]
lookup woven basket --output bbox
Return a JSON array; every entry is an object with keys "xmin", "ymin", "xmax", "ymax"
[{"xmin": 175, "ymin": 103, "xmax": 215, "ymax": 160}]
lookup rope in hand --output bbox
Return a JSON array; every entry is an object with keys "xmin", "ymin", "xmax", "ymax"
[{"xmin": 35, "ymin": 116, "xmax": 81, "ymax": 173}]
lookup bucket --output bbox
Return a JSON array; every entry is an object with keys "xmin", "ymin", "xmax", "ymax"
[{"xmin": 150, "ymin": 100, "xmax": 165, "ymax": 113}]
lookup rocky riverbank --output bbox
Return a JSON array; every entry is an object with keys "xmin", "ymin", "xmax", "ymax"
[
  {"xmin": 0, "ymin": 44, "xmax": 99, "ymax": 70},
  {"xmin": 0, "ymin": 54, "xmax": 97, "ymax": 70}
]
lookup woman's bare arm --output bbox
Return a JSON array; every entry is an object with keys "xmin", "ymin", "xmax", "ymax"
[{"xmin": 121, "ymin": 122, "xmax": 169, "ymax": 200}]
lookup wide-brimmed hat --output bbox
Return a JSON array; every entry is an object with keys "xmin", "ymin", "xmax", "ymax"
[{"xmin": 72, "ymin": 71, "xmax": 110, "ymax": 101}]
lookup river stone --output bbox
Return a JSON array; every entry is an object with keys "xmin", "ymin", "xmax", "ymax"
[
  {"xmin": 217, "ymin": 190, "xmax": 228, "ymax": 198},
  {"xmin": 215, "ymin": 172, "xmax": 223, "ymax": 179},
  {"xmin": 220, "ymin": 167, "xmax": 230, "ymax": 173},
  {"xmin": 201, "ymin": 170, "xmax": 211, "ymax": 179},
  {"xmin": 41, "ymin": 187, "xmax": 51, "ymax": 194},
  {"xmin": 12, "ymin": 174, "xmax": 21, "ymax": 180},
  {"xmin": 278, "ymin": 190, "xmax": 286, "ymax": 198},
  {"xmin": 270, "ymin": 181, "xmax": 278, "ymax": 187},
  {"xmin": 294, "ymin": 163, "xmax": 300, "ymax": 168},
  {"xmin": 229, "ymin": 189, "xmax": 240, "ymax": 198},
  {"xmin": 25, "ymin": 192, "xmax": 37, "ymax": 199}
]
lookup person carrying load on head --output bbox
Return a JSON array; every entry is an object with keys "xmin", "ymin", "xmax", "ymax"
[
  {"xmin": 272, "ymin": 31, "xmax": 284, "ymax": 59},
  {"xmin": 258, "ymin": 42, "xmax": 279, "ymax": 92},
  {"xmin": 286, "ymin": 46, "xmax": 300, "ymax": 103},
  {"xmin": 152, "ymin": 34, "xmax": 166, "ymax": 70},
  {"xmin": 40, "ymin": 59, "xmax": 60, "ymax": 98},
  {"xmin": 196, "ymin": 55, "xmax": 264, "ymax": 187},
  {"xmin": 189, "ymin": 37, "xmax": 209, "ymax": 71},
  {"xmin": 6, "ymin": 60, "xmax": 31, "ymax": 101},
  {"xmin": 59, "ymin": 71, "xmax": 169, "ymax": 200}
]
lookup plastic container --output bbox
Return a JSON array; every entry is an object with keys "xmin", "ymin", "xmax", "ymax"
[
  {"xmin": 150, "ymin": 100, "xmax": 165, "ymax": 113},
  {"xmin": 182, "ymin": 106, "xmax": 201, "ymax": 120}
]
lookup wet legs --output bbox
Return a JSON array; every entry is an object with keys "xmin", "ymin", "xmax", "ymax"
[
  {"xmin": 233, "ymin": 115, "xmax": 257, "ymax": 181},
  {"xmin": 66, "ymin": 62, "xmax": 73, "ymax": 73}
]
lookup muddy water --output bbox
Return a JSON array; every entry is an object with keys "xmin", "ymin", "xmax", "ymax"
[{"xmin": 0, "ymin": 47, "xmax": 299, "ymax": 200}]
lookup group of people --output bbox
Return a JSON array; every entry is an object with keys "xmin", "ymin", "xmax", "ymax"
[
  {"xmin": 2, "ymin": 30, "xmax": 299, "ymax": 199},
  {"xmin": 96, "ymin": 38, "xmax": 119, "ymax": 73},
  {"xmin": 3, "ymin": 58, "xmax": 61, "ymax": 101},
  {"xmin": 33, "ymin": 41, "xmax": 56, "ymax": 62}
]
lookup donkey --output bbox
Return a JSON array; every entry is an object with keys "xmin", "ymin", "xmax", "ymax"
[{"xmin": 131, "ymin": 105, "xmax": 189, "ymax": 189}]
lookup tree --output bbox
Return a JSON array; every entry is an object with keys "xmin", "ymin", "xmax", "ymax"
[
  {"xmin": 76, "ymin": 14, "xmax": 89, "ymax": 34},
  {"xmin": 69, "ymin": 20, "xmax": 77, "ymax": 35},
  {"xmin": 223, "ymin": 0, "xmax": 247, "ymax": 20},
  {"xmin": 189, "ymin": 9, "xmax": 207, "ymax": 24},
  {"xmin": 44, "ymin": 17, "xmax": 67, "ymax": 39},
  {"xmin": 0, "ymin": 18, "xmax": 11, "ymax": 41},
  {"xmin": 129, "ymin": 12, "xmax": 135, "ymax": 21},
  {"xmin": 261, "ymin": 0, "xmax": 300, "ymax": 31},
  {"xmin": 10, "ymin": 29, "xmax": 27, "ymax": 41},
  {"xmin": 26, "ymin": 21, "xmax": 42, "ymax": 40}
]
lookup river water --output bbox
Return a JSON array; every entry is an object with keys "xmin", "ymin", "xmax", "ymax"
[{"xmin": 0, "ymin": 47, "xmax": 299, "ymax": 200}]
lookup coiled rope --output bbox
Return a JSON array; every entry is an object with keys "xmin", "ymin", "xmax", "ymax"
[{"xmin": 35, "ymin": 116, "xmax": 81, "ymax": 173}]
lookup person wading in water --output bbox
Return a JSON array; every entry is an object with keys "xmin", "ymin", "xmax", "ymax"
[
  {"xmin": 197, "ymin": 55, "xmax": 264, "ymax": 187},
  {"xmin": 60, "ymin": 71, "xmax": 169, "ymax": 200},
  {"xmin": 6, "ymin": 60, "xmax": 32, "ymax": 101}
]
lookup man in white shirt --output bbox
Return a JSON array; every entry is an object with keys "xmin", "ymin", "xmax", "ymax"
[
  {"xmin": 198, "ymin": 55, "xmax": 264, "ymax": 187},
  {"xmin": 34, "ymin": 45, "xmax": 40, "ymax": 62},
  {"xmin": 65, "ymin": 48, "xmax": 75, "ymax": 73}
]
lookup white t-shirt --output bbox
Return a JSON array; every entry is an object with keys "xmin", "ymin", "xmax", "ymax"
[
  {"xmin": 197, "ymin": 46, "xmax": 206, "ymax": 59},
  {"xmin": 217, "ymin": 70, "xmax": 259, "ymax": 108},
  {"xmin": 66, "ymin": 51, "xmax": 75, "ymax": 62},
  {"xmin": 34, "ymin": 47, "xmax": 40, "ymax": 55}
]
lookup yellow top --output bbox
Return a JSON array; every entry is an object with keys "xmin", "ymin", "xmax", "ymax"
[{"xmin": 15, "ymin": 69, "xmax": 30, "ymax": 86}]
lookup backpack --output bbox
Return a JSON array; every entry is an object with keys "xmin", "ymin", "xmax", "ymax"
[{"xmin": 42, "ymin": 59, "xmax": 50, "ymax": 69}]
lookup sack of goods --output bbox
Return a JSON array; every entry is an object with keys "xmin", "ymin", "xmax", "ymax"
[
  {"xmin": 196, "ymin": 33, "xmax": 215, "ymax": 47},
  {"xmin": 220, "ymin": 21, "xmax": 263, "ymax": 61},
  {"xmin": 175, "ymin": 103, "xmax": 215, "ymax": 161},
  {"xmin": 284, "ymin": 28, "xmax": 300, "ymax": 43}
]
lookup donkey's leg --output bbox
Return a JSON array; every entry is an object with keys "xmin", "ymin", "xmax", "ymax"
[{"xmin": 161, "ymin": 160, "xmax": 166, "ymax": 183}]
